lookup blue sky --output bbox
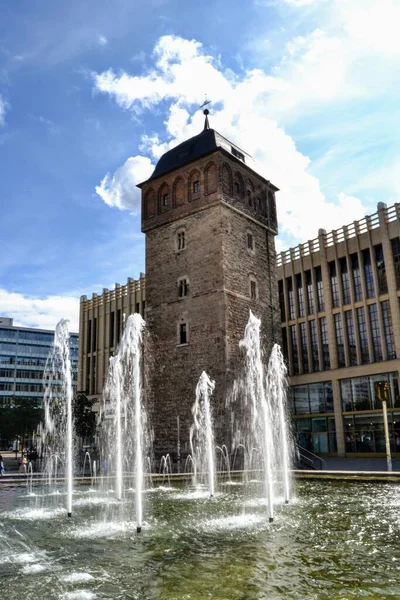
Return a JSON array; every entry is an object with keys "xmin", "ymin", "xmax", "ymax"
[{"xmin": 0, "ymin": 0, "xmax": 399, "ymax": 330}]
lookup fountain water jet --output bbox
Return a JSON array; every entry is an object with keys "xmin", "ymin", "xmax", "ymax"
[
  {"xmin": 102, "ymin": 313, "xmax": 147, "ymax": 532},
  {"xmin": 41, "ymin": 319, "xmax": 75, "ymax": 517},
  {"xmin": 190, "ymin": 372, "xmax": 216, "ymax": 498}
]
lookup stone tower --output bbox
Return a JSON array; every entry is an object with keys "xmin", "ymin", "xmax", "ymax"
[{"xmin": 139, "ymin": 116, "xmax": 280, "ymax": 465}]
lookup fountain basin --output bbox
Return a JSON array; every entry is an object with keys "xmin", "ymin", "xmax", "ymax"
[{"xmin": 1, "ymin": 479, "xmax": 399, "ymax": 599}]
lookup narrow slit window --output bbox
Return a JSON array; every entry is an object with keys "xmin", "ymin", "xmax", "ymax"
[
  {"xmin": 162, "ymin": 193, "xmax": 169, "ymax": 207},
  {"xmin": 247, "ymin": 233, "xmax": 254, "ymax": 250},
  {"xmin": 179, "ymin": 323, "xmax": 187, "ymax": 345},
  {"xmin": 193, "ymin": 181, "xmax": 200, "ymax": 194},
  {"xmin": 177, "ymin": 231, "xmax": 186, "ymax": 250},
  {"xmin": 178, "ymin": 278, "xmax": 189, "ymax": 298}
]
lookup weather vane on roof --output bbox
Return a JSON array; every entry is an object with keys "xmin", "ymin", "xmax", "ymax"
[{"xmin": 200, "ymin": 94, "xmax": 211, "ymax": 130}]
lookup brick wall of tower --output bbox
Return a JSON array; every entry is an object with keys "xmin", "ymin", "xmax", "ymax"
[{"xmin": 145, "ymin": 205, "xmax": 228, "ymax": 460}]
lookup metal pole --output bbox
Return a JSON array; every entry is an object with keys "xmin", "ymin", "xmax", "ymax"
[
  {"xmin": 382, "ymin": 400, "xmax": 392, "ymax": 472},
  {"xmin": 177, "ymin": 416, "xmax": 181, "ymax": 474}
]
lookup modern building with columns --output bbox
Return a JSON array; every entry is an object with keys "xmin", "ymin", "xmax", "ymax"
[
  {"xmin": 277, "ymin": 202, "xmax": 400, "ymax": 458},
  {"xmin": 78, "ymin": 276, "xmax": 146, "ymax": 402}
]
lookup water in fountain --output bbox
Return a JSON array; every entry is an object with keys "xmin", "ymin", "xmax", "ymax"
[
  {"xmin": 232, "ymin": 310, "xmax": 292, "ymax": 521},
  {"xmin": 39, "ymin": 319, "xmax": 74, "ymax": 516},
  {"xmin": 101, "ymin": 313, "xmax": 148, "ymax": 532},
  {"xmin": 190, "ymin": 371, "xmax": 216, "ymax": 497}
]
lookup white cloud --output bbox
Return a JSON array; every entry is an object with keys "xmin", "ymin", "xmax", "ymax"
[
  {"xmin": 97, "ymin": 35, "xmax": 108, "ymax": 47},
  {"xmin": 0, "ymin": 288, "xmax": 80, "ymax": 332},
  {"xmin": 0, "ymin": 94, "xmax": 9, "ymax": 126},
  {"xmin": 95, "ymin": 155, "xmax": 154, "ymax": 213},
  {"xmin": 93, "ymin": 33, "xmax": 373, "ymax": 246}
]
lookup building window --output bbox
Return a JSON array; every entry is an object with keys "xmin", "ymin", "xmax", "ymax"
[
  {"xmin": 247, "ymin": 190, "xmax": 253, "ymax": 207},
  {"xmin": 282, "ymin": 327, "xmax": 288, "ymax": 362},
  {"xmin": 287, "ymin": 277, "xmax": 295, "ymax": 320},
  {"xmin": 109, "ymin": 312, "xmax": 114, "ymax": 347},
  {"xmin": 340, "ymin": 257, "xmax": 351, "ymax": 305},
  {"xmin": 179, "ymin": 322, "xmax": 188, "ymax": 345},
  {"xmin": 345, "ymin": 310, "xmax": 357, "ymax": 366},
  {"xmin": 334, "ymin": 313, "xmax": 345, "ymax": 368},
  {"xmin": 362, "ymin": 249, "xmax": 375, "ymax": 298},
  {"xmin": 250, "ymin": 279, "xmax": 257, "ymax": 300},
  {"xmin": 193, "ymin": 180, "xmax": 200, "ymax": 194},
  {"xmin": 381, "ymin": 301, "xmax": 396, "ymax": 360},
  {"xmin": 356, "ymin": 307, "xmax": 370, "ymax": 364},
  {"xmin": 299, "ymin": 322, "xmax": 309, "ymax": 374},
  {"xmin": 374, "ymin": 244, "xmax": 388, "ymax": 294},
  {"xmin": 162, "ymin": 193, "xmax": 169, "ymax": 207},
  {"xmin": 391, "ymin": 237, "xmax": 400, "ymax": 288},
  {"xmin": 92, "ymin": 317, "xmax": 97, "ymax": 353},
  {"xmin": 319, "ymin": 317, "xmax": 330, "ymax": 370},
  {"xmin": 329, "ymin": 261, "xmax": 340, "ymax": 308},
  {"xmin": 305, "ymin": 270, "xmax": 314, "ymax": 315},
  {"xmin": 178, "ymin": 278, "xmax": 189, "ymax": 298},
  {"xmin": 310, "ymin": 319, "xmax": 319, "ymax": 372},
  {"xmin": 290, "ymin": 325, "xmax": 299, "ymax": 375},
  {"xmin": 368, "ymin": 304, "xmax": 383, "ymax": 362},
  {"xmin": 351, "ymin": 253, "xmax": 363, "ymax": 302},
  {"xmin": 278, "ymin": 280, "xmax": 286, "ymax": 322},
  {"xmin": 235, "ymin": 181, "xmax": 241, "ymax": 197},
  {"xmin": 247, "ymin": 232, "xmax": 254, "ymax": 251},
  {"xmin": 315, "ymin": 266, "xmax": 325, "ymax": 312},
  {"xmin": 177, "ymin": 230, "xmax": 186, "ymax": 251},
  {"xmin": 296, "ymin": 274, "xmax": 305, "ymax": 318},
  {"xmin": 87, "ymin": 320, "xmax": 92, "ymax": 354}
]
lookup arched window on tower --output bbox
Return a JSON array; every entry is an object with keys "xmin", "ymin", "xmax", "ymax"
[
  {"xmin": 205, "ymin": 162, "xmax": 217, "ymax": 195},
  {"xmin": 173, "ymin": 176, "xmax": 186, "ymax": 207},
  {"xmin": 143, "ymin": 188, "xmax": 156, "ymax": 219},
  {"xmin": 188, "ymin": 169, "xmax": 201, "ymax": 202},
  {"xmin": 246, "ymin": 180, "xmax": 254, "ymax": 208},
  {"xmin": 234, "ymin": 173, "xmax": 244, "ymax": 200},
  {"xmin": 222, "ymin": 163, "xmax": 233, "ymax": 196},
  {"xmin": 158, "ymin": 183, "xmax": 170, "ymax": 213}
]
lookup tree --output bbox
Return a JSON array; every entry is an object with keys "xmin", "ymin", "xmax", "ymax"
[
  {"xmin": 0, "ymin": 397, "xmax": 43, "ymax": 444},
  {"xmin": 73, "ymin": 392, "xmax": 97, "ymax": 442}
]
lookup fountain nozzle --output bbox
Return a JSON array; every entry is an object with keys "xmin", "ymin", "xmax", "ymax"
[
  {"xmin": 269, "ymin": 517, "xmax": 273, "ymax": 523},
  {"xmin": 67, "ymin": 512, "xmax": 72, "ymax": 518},
  {"xmin": 137, "ymin": 526, "xmax": 142, "ymax": 534},
  {"xmin": 285, "ymin": 500, "xmax": 289, "ymax": 505}
]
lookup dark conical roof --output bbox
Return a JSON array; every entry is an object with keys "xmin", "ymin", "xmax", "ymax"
[{"xmin": 141, "ymin": 128, "xmax": 251, "ymax": 184}]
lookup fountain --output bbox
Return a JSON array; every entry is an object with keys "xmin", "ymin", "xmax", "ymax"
[
  {"xmin": 102, "ymin": 313, "xmax": 147, "ymax": 532},
  {"xmin": 190, "ymin": 371, "xmax": 216, "ymax": 497},
  {"xmin": 40, "ymin": 318, "xmax": 75, "ymax": 516},
  {"xmin": 1, "ymin": 312, "xmax": 398, "ymax": 599}
]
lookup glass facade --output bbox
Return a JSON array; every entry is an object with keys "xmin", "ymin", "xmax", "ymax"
[
  {"xmin": 374, "ymin": 244, "xmax": 388, "ymax": 294},
  {"xmin": 292, "ymin": 382, "xmax": 336, "ymax": 453},
  {"xmin": 309, "ymin": 319, "xmax": 319, "ymax": 372},
  {"xmin": 278, "ymin": 280, "xmax": 285, "ymax": 322},
  {"xmin": 315, "ymin": 266, "xmax": 324, "ymax": 312},
  {"xmin": 345, "ymin": 310, "xmax": 357, "ymax": 366},
  {"xmin": 368, "ymin": 304, "xmax": 383, "ymax": 362},
  {"xmin": 306, "ymin": 270, "xmax": 314, "ymax": 315},
  {"xmin": 334, "ymin": 313, "xmax": 345, "ymax": 368},
  {"xmin": 351, "ymin": 253, "xmax": 363, "ymax": 302},
  {"xmin": 344, "ymin": 412, "xmax": 400, "ymax": 454},
  {"xmin": 299, "ymin": 321, "xmax": 309, "ymax": 373},
  {"xmin": 296, "ymin": 274, "xmax": 305, "ymax": 318},
  {"xmin": 0, "ymin": 325, "xmax": 78, "ymax": 407},
  {"xmin": 356, "ymin": 307, "xmax": 370, "ymax": 364},
  {"xmin": 290, "ymin": 325, "xmax": 299, "ymax": 375},
  {"xmin": 340, "ymin": 257, "xmax": 351, "ymax": 305},
  {"xmin": 381, "ymin": 301, "xmax": 396, "ymax": 360},
  {"xmin": 319, "ymin": 317, "xmax": 330, "ymax": 370},
  {"xmin": 391, "ymin": 237, "xmax": 400, "ymax": 289},
  {"xmin": 287, "ymin": 277, "xmax": 295, "ymax": 320},
  {"xmin": 340, "ymin": 373, "xmax": 400, "ymax": 411},
  {"xmin": 362, "ymin": 249, "xmax": 375, "ymax": 298},
  {"xmin": 329, "ymin": 261, "xmax": 340, "ymax": 308},
  {"xmin": 291, "ymin": 381, "xmax": 334, "ymax": 414}
]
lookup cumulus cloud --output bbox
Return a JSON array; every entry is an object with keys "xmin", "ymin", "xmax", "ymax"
[
  {"xmin": 0, "ymin": 288, "xmax": 80, "ymax": 332},
  {"xmin": 93, "ymin": 34, "xmax": 370, "ymax": 245},
  {"xmin": 0, "ymin": 94, "xmax": 9, "ymax": 126},
  {"xmin": 95, "ymin": 155, "xmax": 154, "ymax": 213}
]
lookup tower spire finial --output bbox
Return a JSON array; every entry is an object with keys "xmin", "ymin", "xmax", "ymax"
[{"xmin": 199, "ymin": 95, "xmax": 211, "ymax": 130}]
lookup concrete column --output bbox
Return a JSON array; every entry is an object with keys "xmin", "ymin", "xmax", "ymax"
[
  {"xmin": 332, "ymin": 377, "xmax": 345, "ymax": 456},
  {"xmin": 319, "ymin": 229, "xmax": 338, "ymax": 370}
]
